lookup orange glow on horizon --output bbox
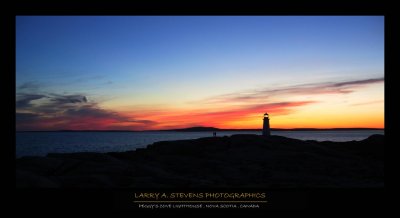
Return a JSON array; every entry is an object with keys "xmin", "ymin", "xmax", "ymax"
[{"xmin": 16, "ymin": 78, "xmax": 384, "ymax": 131}]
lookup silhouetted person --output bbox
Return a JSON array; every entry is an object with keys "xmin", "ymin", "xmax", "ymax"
[{"xmin": 213, "ymin": 132, "xmax": 216, "ymax": 137}]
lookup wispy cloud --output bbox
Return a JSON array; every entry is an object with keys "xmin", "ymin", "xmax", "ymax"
[
  {"xmin": 143, "ymin": 77, "xmax": 383, "ymax": 129},
  {"xmin": 201, "ymin": 77, "xmax": 384, "ymax": 104},
  {"xmin": 196, "ymin": 101, "xmax": 316, "ymax": 118},
  {"xmin": 332, "ymin": 78, "xmax": 383, "ymax": 87},
  {"xmin": 16, "ymin": 77, "xmax": 383, "ymax": 130},
  {"xmin": 116, "ymin": 77, "xmax": 383, "ymax": 129},
  {"xmin": 50, "ymin": 94, "xmax": 88, "ymax": 104},
  {"xmin": 134, "ymin": 101, "xmax": 316, "ymax": 129},
  {"xmin": 16, "ymin": 94, "xmax": 48, "ymax": 108},
  {"xmin": 16, "ymin": 90, "xmax": 157, "ymax": 131}
]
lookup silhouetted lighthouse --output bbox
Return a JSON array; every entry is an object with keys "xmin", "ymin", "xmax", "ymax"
[{"xmin": 262, "ymin": 113, "xmax": 270, "ymax": 136}]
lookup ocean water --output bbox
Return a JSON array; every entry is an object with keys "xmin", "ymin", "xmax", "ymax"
[{"xmin": 16, "ymin": 130, "xmax": 384, "ymax": 157}]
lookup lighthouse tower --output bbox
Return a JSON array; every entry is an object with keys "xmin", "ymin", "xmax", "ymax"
[{"xmin": 262, "ymin": 113, "xmax": 270, "ymax": 136}]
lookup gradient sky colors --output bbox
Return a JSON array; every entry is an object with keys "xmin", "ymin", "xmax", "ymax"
[{"xmin": 16, "ymin": 16, "xmax": 384, "ymax": 131}]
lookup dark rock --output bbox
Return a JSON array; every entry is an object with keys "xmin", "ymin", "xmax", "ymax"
[
  {"xmin": 16, "ymin": 170, "xmax": 59, "ymax": 188},
  {"xmin": 16, "ymin": 134, "xmax": 384, "ymax": 188}
]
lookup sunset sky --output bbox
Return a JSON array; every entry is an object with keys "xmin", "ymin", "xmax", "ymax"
[{"xmin": 16, "ymin": 16, "xmax": 384, "ymax": 131}]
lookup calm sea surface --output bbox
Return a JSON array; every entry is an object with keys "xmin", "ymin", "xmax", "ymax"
[{"xmin": 16, "ymin": 130, "xmax": 384, "ymax": 157}]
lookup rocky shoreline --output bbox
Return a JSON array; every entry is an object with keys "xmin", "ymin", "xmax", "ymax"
[{"xmin": 16, "ymin": 134, "xmax": 384, "ymax": 188}]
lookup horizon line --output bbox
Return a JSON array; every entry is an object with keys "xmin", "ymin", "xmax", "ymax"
[{"xmin": 16, "ymin": 127, "xmax": 385, "ymax": 132}]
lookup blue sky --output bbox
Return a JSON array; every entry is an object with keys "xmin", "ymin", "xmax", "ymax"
[{"xmin": 16, "ymin": 16, "xmax": 384, "ymax": 130}]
